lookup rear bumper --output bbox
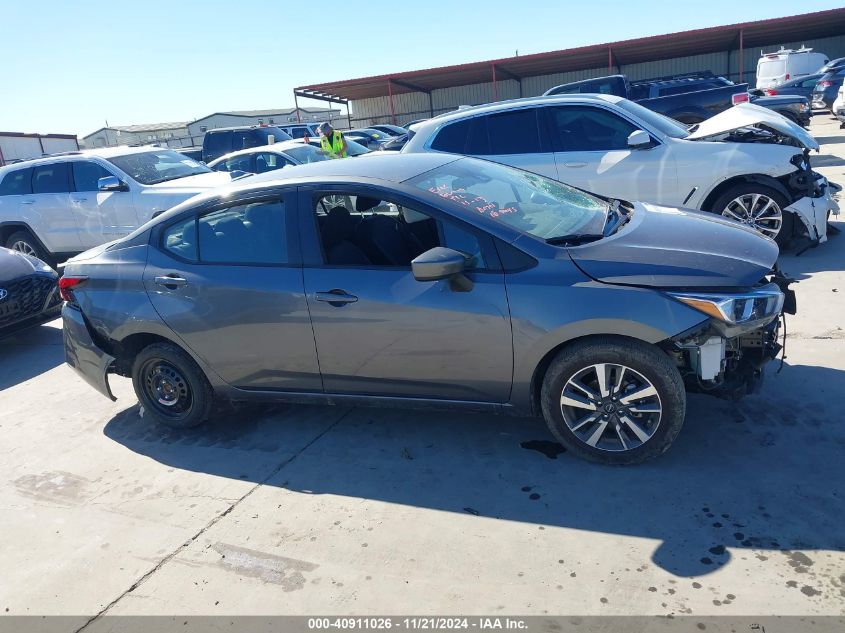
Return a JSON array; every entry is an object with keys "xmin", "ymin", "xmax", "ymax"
[{"xmin": 62, "ymin": 304, "xmax": 116, "ymax": 401}]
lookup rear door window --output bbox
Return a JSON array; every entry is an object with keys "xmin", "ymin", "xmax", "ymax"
[
  {"xmin": 32, "ymin": 163, "xmax": 71, "ymax": 194},
  {"xmin": 217, "ymin": 154, "xmax": 254, "ymax": 173},
  {"xmin": 198, "ymin": 200, "xmax": 288, "ymax": 264},
  {"xmin": 0, "ymin": 167, "xmax": 33, "ymax": 195},
  {"xmin": 486, "ymin": 108, "xmax": 542, "ymax": 155},
  {"xmin": 205, "ymin": 132, "xmax": 231, "ymax": 158},
  {"xmin": 431, "ymin": 117, "xmax": 490, "ymax": 155}
]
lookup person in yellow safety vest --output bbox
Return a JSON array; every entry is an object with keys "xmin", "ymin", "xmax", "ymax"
[{"xmin": 318, "ymin": 122, "xmax": 348, "ymax": 159}]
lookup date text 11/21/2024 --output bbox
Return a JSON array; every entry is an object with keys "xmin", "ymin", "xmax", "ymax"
[{"xmin": 307, "ymin": 618, "xmax": 528, "ymax": 630}]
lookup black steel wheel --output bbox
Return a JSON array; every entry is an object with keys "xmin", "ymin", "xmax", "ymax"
[{"xmin": 132, "ymin": 342, "xmax": 213, "ymax": 428}]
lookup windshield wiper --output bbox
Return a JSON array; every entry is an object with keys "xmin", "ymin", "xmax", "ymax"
[
  {"xmin": 687, "ymin": 123, "xmax": 700, "ymax": 133},
  {"xmin": 545, "ymin": 234, "xmax": 603, "ymax": 246}
]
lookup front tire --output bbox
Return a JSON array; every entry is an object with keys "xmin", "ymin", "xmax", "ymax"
[
  {"xmin": 709, "ymin": 184, "xmax": 793, "ymax": 246},
  {"xmin": 540, "ymin": 337, "xmax": 686, "ymax": 465},
  {"xmin": 131, "ymin": 343, "xmax": 213, "ymax": 429}
]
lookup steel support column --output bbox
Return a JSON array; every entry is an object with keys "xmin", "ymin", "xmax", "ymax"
[
  {"xmin": 739, "ymin": 29, "xmax": 744, "ymax": 83},
  {"xmin": 387, "ymin": 79, "xmax": 397, "ymax": 124},
  {"xmin": 294, "ymin": 91, "xmax": 302, "ymax": 123},
  {"xmin": 492, "ymin": 63, "xmax": 498, "ymax": 101}
]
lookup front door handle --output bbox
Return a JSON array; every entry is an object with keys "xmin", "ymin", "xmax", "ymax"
[
  {"xmin": 155, "ymin": 275, "xmax": 188, "ymax": 288},
  {"xmin": 315, "ymin": 289, "xmax": 358, "ymax": 305},
  {"xmin": 563, "ymin": 162, "xmax": 587, "ymax": 168},
  {"xmin": 20, "ymin": 199, "xmax": 35, "ymax": 205}
]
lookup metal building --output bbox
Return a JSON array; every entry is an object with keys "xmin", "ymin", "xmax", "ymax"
[
  {"xmin": 0, "ymin": 132, "xmax": 79, "ymax": 167},
  {"xmin": 82, "ymin": 122, "xmax": 189, "ymax": 149},
  {"xmin": 295, "ymin": 8, "xmax": 845, "ymax": 127}
]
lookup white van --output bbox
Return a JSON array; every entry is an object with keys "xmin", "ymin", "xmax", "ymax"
[{"xmin": 756, "ymin": 47, "xmax": 829, "ymax": 89}]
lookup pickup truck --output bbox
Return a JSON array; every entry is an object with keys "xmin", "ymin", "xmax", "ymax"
[{"xmin": 544, "ymin": 73, "xmax": 747, "ymax": 124}]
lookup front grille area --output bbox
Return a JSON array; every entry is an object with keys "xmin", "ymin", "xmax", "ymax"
[{"xmin": 0, "ymin": 275, "xmax": 59, "ymax": 327}]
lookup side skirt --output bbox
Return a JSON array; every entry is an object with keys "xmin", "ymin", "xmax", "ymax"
[{"xmin": 223, "ymin": 388, "xmax": 522, "ymax": 416}]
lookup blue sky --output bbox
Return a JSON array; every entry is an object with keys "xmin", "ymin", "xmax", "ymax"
[{"xmin": 3, "ymin": 0, "xmax": 842, "ymax": 137}]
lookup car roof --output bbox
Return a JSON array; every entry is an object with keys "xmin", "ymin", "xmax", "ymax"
[
  {"xmin": 152, "ymin": 153, "xmax": 457, "ymax": 218},
  {"xmin": 410, "ymin": 94, "xmax": 624, "ymax": 134},
  {"xmin": 207, "ymin": 140, "xmax": 313, "ymax": 164},
  {"xmin": 0, "ymin": 145, "xmax": 180, "ymax": 171},
  {"xmin": 206, "ymin": 125, "xmax": 284, "ymax": 132}
]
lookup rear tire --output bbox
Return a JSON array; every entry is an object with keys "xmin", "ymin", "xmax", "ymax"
[
  {"xmin": 131, "ymin": 342, "xmax": 213, "ymax": 429},
  {"xmin": 6, "ymin": 230, "xmax": 54, "ymax": 268},
  {"xmin": 708, "ymin": 183, "xmax": 793, "ymax": 247},
  {"xmin": 540, "ymin": 337, "xmax": 686, "ymax": 465}
]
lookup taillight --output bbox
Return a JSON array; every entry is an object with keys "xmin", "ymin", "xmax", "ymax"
[
  {"xmin": 732, "ymin": 92, "xmax": 750, "ymax": 105},
  {"xmin": 785, "ymin": 73, "xmax": 790, "ymax": 80},
  {"xmin": 59, "ymin": 276, "xmax": 87, "ymax": 302},
  {"xmin": 819, "ymin": 81, "xmax": 832, "ymax": 88},
  {"xmin": 765, "ymin": 88, "xmax": 778, "ymax": 95}
]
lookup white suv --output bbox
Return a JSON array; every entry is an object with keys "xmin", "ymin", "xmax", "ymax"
[
  {"xmin": 403, "ymin": 95, "xmax": 840, "ymax": 246},
  {"xmin": 0, "ymin": 146, "xmax": 233, "ymax": 265}
]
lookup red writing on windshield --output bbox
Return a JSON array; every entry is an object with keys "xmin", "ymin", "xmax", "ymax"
[{"xmin": 427, "ymin": 184, "xmax": 520, "ymax": 218}]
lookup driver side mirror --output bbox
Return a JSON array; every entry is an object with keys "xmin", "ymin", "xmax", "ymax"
[
  {"xmin": 627, "ymin": 129, "xmax": 652, "ymax": 149},
  {"xmin": 411, "ymin": 247, "xmax": 473, "ymax": 292},
  {"xmin": 98, "ymin": 176, "xmax": 128, "ymax": 192}
]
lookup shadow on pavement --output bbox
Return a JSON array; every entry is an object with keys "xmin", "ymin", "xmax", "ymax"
[
  {"xmin": 103, "ymin": 360, "xmax": 845, "ymax": 579},
  {"xmin": 0, "ymin": 322, "xmax": 64, "ymax": 390}
]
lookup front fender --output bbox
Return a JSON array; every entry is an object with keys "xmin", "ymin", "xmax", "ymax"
[{"xmin": 506, "ymin": 269, "xmax": 708, "ymax": 413}]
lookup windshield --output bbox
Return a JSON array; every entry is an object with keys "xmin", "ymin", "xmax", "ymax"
[
  {"xmin": 758, "ymin": 59, "xmax": 786, "ymax": 78},
  {"xmin": 406, "ymin": 158, "xmax": 609, "ymax": 240},
  {"xmin": 283, "ymin": 144, "xmax": 328, "ymax": 164},
  {"xmin": 616, "ymin": 100, "xmax": 690, "ymax": 138},
  {"xmin": 107, "ymin": 150, "xmax": 211, "ymax": 185}
]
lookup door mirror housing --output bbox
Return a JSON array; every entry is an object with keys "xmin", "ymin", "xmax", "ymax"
[
  {"xmin": 98, "ymin": 176, "xmax": 128, "ymax": 192},
  {"xmin": 412, "ymin": 247, "xmax": 466, "ymax": 281},
  {"xmin": 627, "ymin": 129, "xmax": 652, "ymax": 149}
]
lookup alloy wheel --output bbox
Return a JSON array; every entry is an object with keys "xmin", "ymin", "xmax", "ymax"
[
  {"xmin": 560, "ymin": 363, "xmax": 662, "ymax": 452},
  {"xmin": 721, "ymin": 193, "xmax": 783, "ymax": 239},
  {"xmin": 11, "ymin": 240, "xmax": 37, "ymax": 257}
]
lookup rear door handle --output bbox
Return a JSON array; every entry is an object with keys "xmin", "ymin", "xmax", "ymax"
[
  {"xmin": 563, "ymin": 162, "xmax": 587, "ymax": 168},
  {"xmin": 20, "ymin": 199, "xmax": 35, "ymax": 205},
  {"xmin": 315, "ymin": 289, "xmax": 358, "ymax": 305},
  {"xmin": 155, "ymin": 275, "xmax": 188, "ymax": 288},
  {"xmin": 71, "ymin": 197, "xmax": 88, "ymax": 202}
]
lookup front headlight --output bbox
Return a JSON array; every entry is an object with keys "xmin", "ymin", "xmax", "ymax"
[{"xmin": 669, "ymin": 284, "xmax": 784, "ymax": 325}]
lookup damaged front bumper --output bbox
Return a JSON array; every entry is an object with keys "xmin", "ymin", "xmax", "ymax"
[
  {"xmin": 785, "ymin": 179, "xmax": 840, "ymax": 244},
  {"xmin": 62, "ymin": 304, "xmax": 116, "ymax": 401},
  {"xmin": 785, "ymin": 155, "xmax": 840, "ymax": 245},
  {"xmin": 665, "ymin": 273, "xmax": 796, "ymax": 400}
]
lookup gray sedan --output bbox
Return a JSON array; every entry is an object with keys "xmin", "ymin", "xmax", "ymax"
[{"xmin": 60, "ymin": 154, "xmax": 791, "ymax": 464}]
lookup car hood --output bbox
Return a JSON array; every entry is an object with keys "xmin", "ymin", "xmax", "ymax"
[
  {"xmin": 145, "ymin": 171, "xmax": 235, "ymax": 190},
  {"xmin": 567, "ymin": 202, "xmax": 778, "ymax": 288},
  {"xmin": 686, "ymin": 102, "xmax": 818, "ymax": 150},
  {"xmin": 0, "ymin": 248, "xmax": 55, "ymax": 282}
]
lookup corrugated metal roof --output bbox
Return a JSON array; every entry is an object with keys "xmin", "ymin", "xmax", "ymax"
[
  {"xmin": 219, "ymin": 107, "xmax": 337, "ymax": 117},
  {"xmin": 107, "ymin": 122, "xmax": 189, "ymax": 133},
  {"xmin": 297, "ymin": 8, "xmax": 845, "ymax": 101}
]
